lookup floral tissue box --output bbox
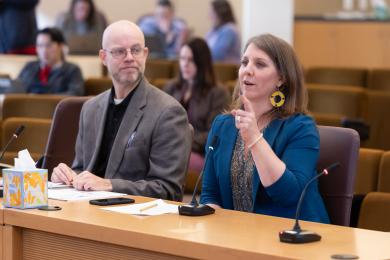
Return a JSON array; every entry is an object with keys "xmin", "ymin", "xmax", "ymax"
[{"xmin": 2, "ymin": 168, "xmax": 48, "ymax": 209}]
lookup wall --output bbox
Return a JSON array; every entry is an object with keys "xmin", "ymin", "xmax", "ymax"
[
  {"xmin": 36, "ymin": 0, "xmax": 241, "ymax": 39},
  {"xmin": 242, "ymin": 0, "xmax": 294, "ymax": 44},
  {"xmin": 37, "ymin": 0, "xmax": 299, "ymax": 50}
]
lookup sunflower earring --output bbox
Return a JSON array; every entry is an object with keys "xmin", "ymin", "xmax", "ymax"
[{"xmin": 270, "ymin": 85, "xmax": 285, "ymax": 108}]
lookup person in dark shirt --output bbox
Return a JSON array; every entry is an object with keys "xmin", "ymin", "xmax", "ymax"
[
  {"xmin": 164, "ymin": 38, "xmax": 229, "ymax": 155},
  {"xmin": 51, "ymin": 20, "xmax": 191, "ymax": 201},
  {"xmin": 14, "ymin": 27, "xmax": 84, "ymax": 95}
]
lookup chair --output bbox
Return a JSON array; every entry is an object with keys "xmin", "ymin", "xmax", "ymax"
[
  {"xmin": 213, "ymin": 63, "xmax": 239, "ymax": 83},
  {"xmin": 84, "ymin": 77, "xmax": 112, "ymax": 96},
  {"xmin": 350, "ymin": 148, "xmax": 383, "ymax": 227},
  {"xmin": 310, "ymin": 112, "xmax": 343, "ymax": 127},
  {"xmin": 307, "ymin": 84, "xmax": 365, "ymax": 119},
  {"xmin": 367, "ymin": 69, "xmax": 390, "ymax": 91},
  {"xmin": 361, "ymin": 90, "xmax": 390, "ymax": 150},
  {"xmin": 41, "ymin": 97, "xmax": 90, "ymax": 174},
  {"xmin": 2, "ymin": 94, "xmax": 65, "ymax": 120},
  {"xmin": 377, "ymin": 151, "xmax": 390, "ymax": 193},
  {"xmin": 305, "ymin": 67, "xmax": 368, "ymax": 87},
  {"xmin": 152, "ymin": 78, "xmax": 170, "ymax": 90},
  {"xmin": 144, "ymin": 59, "xmax": 174, "ymax": 82},
  {"xmin": 317, "ymin": 125, "xmax": 360, "ymax": 226},
  {"xmin": 358, "ymin": 192, "xmax": 390, "ymax": 231},
  {"xmin": 355, "ymin": 148, "xmax": 383, "ymax": 194},
  {"xmin": 1, "ymin": 117, "xmax": 52, "ymax": 165},
  {"xmin": 185, "ymin": 152, "xmax": 204, "ymax": 194}
]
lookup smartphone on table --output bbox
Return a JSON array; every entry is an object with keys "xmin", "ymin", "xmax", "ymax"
[{"xmin": 89, "ymin": 197, "xmax": 135, "ymax": 206}]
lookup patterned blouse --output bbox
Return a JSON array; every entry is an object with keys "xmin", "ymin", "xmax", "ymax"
[{"xmin": 231, "ymin": 134, "xmax": 254, "ymax": 212}]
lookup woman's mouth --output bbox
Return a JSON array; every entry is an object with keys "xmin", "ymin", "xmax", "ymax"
[{"xmin": 243, "ymin": 80, "xmax": 255, "ymax": 86}]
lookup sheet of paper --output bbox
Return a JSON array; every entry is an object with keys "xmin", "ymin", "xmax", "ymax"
[
  {"xmin": 48, "ymin": 188, "xmax": 126, "ymax": 201},
  {"xmin": 48, "ymin": 181, "xmax": 73, "ymax": 189},
  {"xmin": 102, "ymin": 199, "xmax": 178, "ymax": 216}
]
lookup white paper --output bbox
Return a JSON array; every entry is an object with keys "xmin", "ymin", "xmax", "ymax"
[
  {"xmin": 102, "ymin": 199, "xmax": 178, "ymax": 216},
  {"xmin": 48, "ymin": 188, "xmax": 126, "ymax": 201},
  {"xmin": 48, "ymin": 181, "xmax": 73, "ymax": 189},
  {"xmin": 14, "ymin": 149, "xmax": 36, "ymax": 170}
]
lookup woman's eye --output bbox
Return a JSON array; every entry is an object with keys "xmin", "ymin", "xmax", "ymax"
[
  {"xmin": 256, "ymin": 62, "xmax": 266, "ymax": 68},
  {"xmin": 241, "ymin": 60, "xmax": 248, "ymax": 66}
]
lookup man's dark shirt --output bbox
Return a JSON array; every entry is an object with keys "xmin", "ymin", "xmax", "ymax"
[{"xmin": 92, "ymin": 86, "xmax": 137, "ymax": 178}]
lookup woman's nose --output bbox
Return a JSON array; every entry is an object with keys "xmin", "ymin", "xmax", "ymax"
[{"xmin": 243, "ymin": 64, "xmax": 254, "ymax": 76}]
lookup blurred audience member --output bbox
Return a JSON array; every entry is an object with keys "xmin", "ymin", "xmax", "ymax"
[
  {"xmin": 15, "ymin": 28, "xmax": 84, "ymax": 95},
  {"xmin": 164, "ymin": 38, "xmax": 229, "ymax": 155},
  {"xmin": 206, "ymin": 0, "xmax": 240, "ymax": 64},
  {"xmin": 56, "ymin": 0, "xmax": 107, "ymax": 55},
  {"xmin": 138, "ymin": 0, "xmax": 188, "ymax": 59},
  {"xmin": 0, "ymin": 0, "xmax": 39, "ymax": 54}
]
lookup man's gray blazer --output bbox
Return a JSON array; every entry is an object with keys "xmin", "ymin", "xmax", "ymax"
[{"xmin": 72, "ymin": 77, "xmax": 192, "ymax": 201}]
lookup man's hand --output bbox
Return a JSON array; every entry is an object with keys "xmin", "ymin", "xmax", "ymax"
[
  {"xmin": 51, "ymin": 163, "xmax": 77, "ymax": 185},
  {"xmin": 72, "ymin": 171, "xmax": 113, "ymax": 191}
]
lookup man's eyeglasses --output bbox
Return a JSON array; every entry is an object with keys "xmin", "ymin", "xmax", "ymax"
[{"xmin": 104, "ymin": 46, "xmax": 144, "ymax": 59}]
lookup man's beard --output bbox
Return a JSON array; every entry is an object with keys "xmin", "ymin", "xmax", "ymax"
[{"xmin": 112, "ymin": 69, "xmax": 142, "ymax": 87}]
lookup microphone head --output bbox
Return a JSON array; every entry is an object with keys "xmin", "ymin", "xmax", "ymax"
[
  {"xmin": 14, "ymin": 125, "xmax": 25, "ymax": 137},
  {"xmin": 324, "ymin": 162, "xmax": 340, "ymax": 174}
]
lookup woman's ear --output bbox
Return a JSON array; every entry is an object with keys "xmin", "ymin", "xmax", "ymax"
[{"xmin": 277, "ymin": 76, "xmax": 285, "ymax": 87}]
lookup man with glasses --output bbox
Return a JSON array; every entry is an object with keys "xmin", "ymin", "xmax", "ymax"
[{"xmin": 51, "ymin": 20, "xmax": 192, "ymax": 201}]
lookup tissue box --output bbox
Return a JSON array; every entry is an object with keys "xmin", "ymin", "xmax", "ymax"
[{"xmin": 2, "ymin": 168, "xmax": 48, "ymax": 209}]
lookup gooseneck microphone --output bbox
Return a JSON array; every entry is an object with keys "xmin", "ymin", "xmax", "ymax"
[
  {"xmin": 0, "ymin": 125, "xmax": 25, "ymax": 162},
  {"xmin": 279, "ymin": 162, "xmax": 340, "ymax": 243},
  {"xmin": 179, "ymin": 136, "xmax": 219, "ymax": 216},
  {"xmin": 0, "ymin": 125, "xmax": 25, "ymax": 197}
]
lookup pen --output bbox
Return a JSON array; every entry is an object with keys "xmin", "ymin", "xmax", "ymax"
[{"xmin": 139, "ymin": 203, "xmax": 158, "ymax": 212}]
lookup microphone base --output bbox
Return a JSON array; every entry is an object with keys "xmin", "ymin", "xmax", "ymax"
[
  {"xmin": 279, "ymin": 229, "xmax": 321, "ymax": 244},
  {"xmin": 178, "ymin": 204, "xmax": 215, "ymax": 216}
]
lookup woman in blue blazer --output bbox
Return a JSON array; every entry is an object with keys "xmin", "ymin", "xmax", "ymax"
[{"xmin": 200, "ymin": 34, "xmax": 329, "ymax": 223}]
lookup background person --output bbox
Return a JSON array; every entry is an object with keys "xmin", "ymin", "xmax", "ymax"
[
  {"xmin": 206, "ymin": 0, "xmax": 241, "ymax": 64},
  {"xmin": 164, "ymin": 37, "xmax": 229, "ymax": 155},
  {"xmin": 15, "ymin": 27, "xmax": 84, "ymax": 95},
  {"xmin": 56, "ymin": 0, "xmax": 108, "ymax": 54},
  {"xmin": 138, "ymin": 0, "xmax": 188, "ymax": 59}
]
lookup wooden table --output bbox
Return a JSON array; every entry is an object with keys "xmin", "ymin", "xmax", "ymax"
[
  {"xmin": 0, "ymin": 203, "xmax": 3, "ymax": 259},
  {"xmin": 2, "ymin": 196, "xmax": 390, "ymax": 260}
]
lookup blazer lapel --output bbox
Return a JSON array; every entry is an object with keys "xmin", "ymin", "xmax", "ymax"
[
  {"xmin": 218, "ymin": 116, "xmax": 238, "ymax": 209},
  {"xmin": 87, "ymin": 91, "xmax": 111, "ymax": 171},
  {"xmin": 252, "ymin": 118, "xmax": 284, "ymax": 208},
  {"xmin": 105, "ymin": 78, "xmax": 147, "ymax": 178}
]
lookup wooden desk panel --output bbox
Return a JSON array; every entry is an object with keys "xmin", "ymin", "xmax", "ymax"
[
  {"xmin": 1, "ymin": 203, "xmax": 3, "ymax": 259},
  {"xmin": 294, "ymin": 21, "xmax": 390, "ymax": 69},
  {"xmin": 3, "ymin": 196, "xmax": 390, "ymax": 260}
]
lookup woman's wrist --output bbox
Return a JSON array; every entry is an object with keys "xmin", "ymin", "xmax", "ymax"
[{"xmin": 247, "ymin": 132, "xmax": 264, "ymax": 149}]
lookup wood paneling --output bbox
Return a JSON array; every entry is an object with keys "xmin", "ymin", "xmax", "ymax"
[{"xmin": 294, "ymin": 21, "xmax": 390, "ymax": 69}]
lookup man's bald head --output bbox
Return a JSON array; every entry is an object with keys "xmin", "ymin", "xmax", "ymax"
[
  {"xmin": 99, "ymin": 20, "xmax": 149, "ymax": 96},
  {"xmin": 102, "ymin": 20, "xmax": 145, "ymax": 49}
]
